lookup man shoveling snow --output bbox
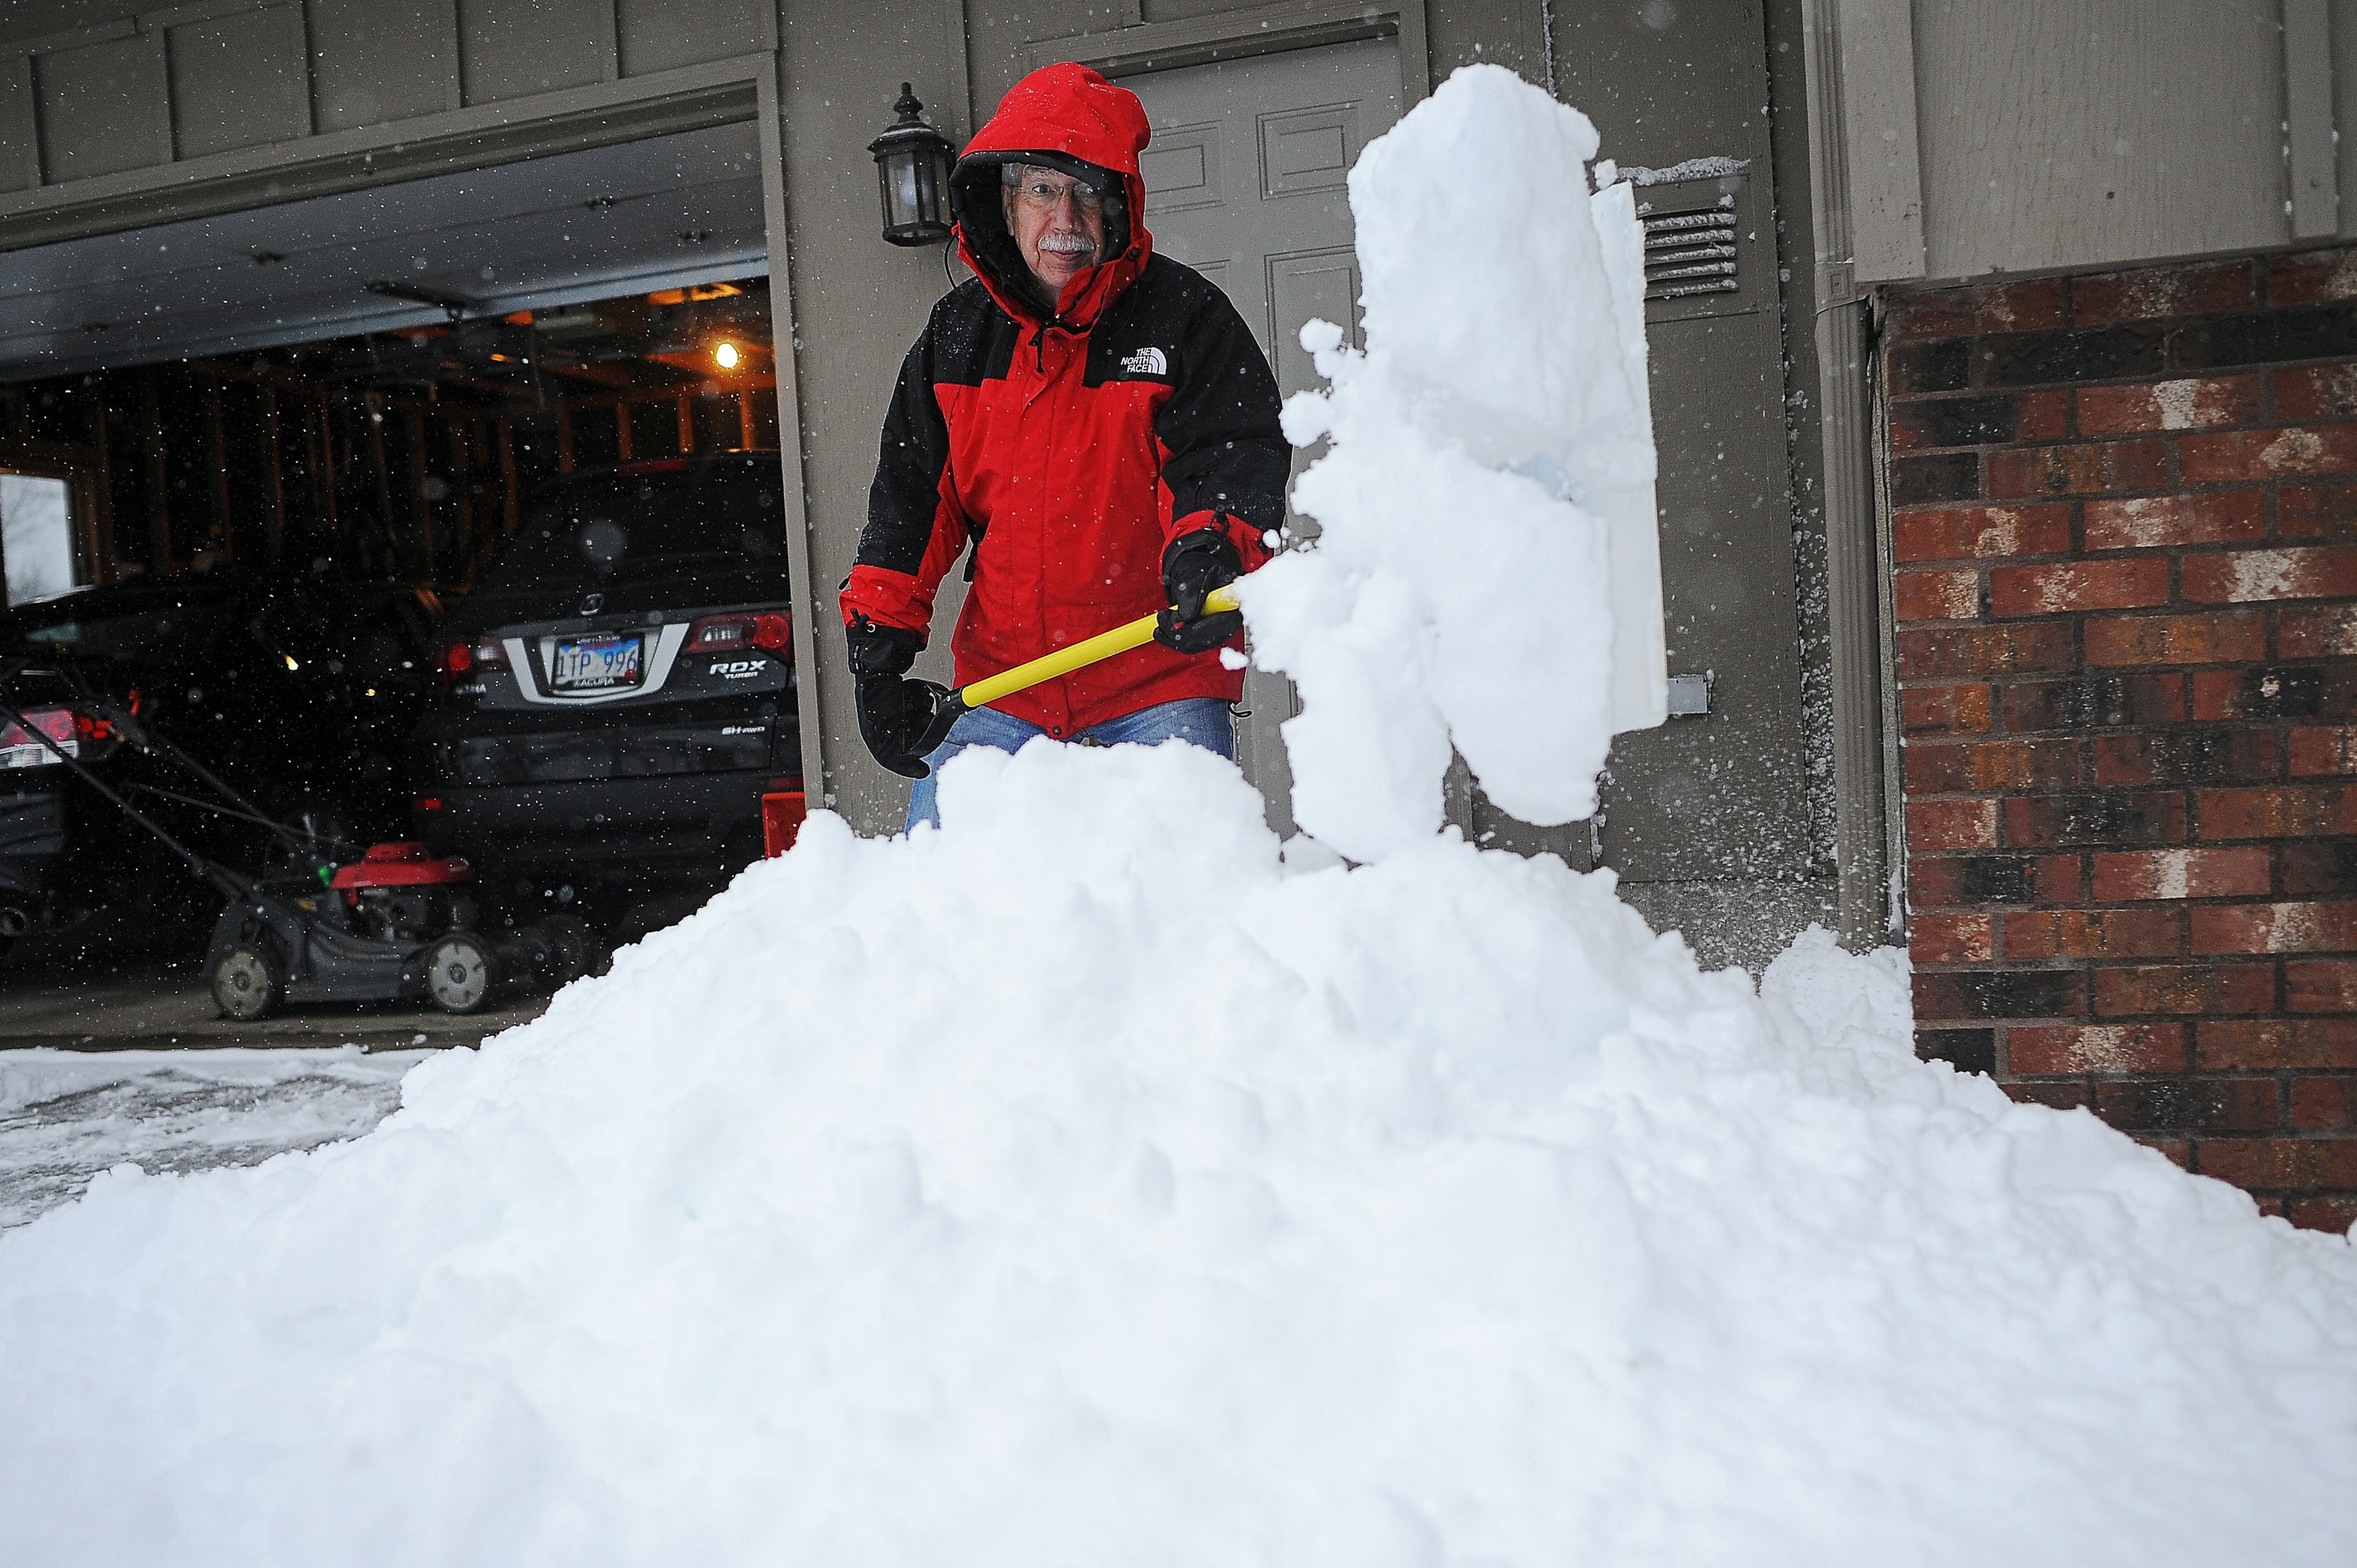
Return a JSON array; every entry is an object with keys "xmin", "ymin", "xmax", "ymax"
[
  {"xmin": 0, "ymin": 65, "xmax": 2352, "ymax": 1568},
  {"xmin": 842, "ymin": 63, "xmax": 1287, "ymax": 826}
]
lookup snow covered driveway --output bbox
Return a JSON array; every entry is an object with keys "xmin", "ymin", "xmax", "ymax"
[{"xmin": 0, "ymin": 1048, "xmax": 430, "ymax": 1231}]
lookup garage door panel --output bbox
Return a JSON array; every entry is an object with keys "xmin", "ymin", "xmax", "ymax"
[
  {"xmin": 0, "ymin": 177, "xmax": 764, "ymax": 324},
  {"xmin": 0, "ymin": 124, "xmax": 765, "ymax": 379}
]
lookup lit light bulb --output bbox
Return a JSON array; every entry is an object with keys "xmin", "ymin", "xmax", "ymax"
[{"xmin": 715, "ymin": 341, "xmax": 739, "ymax": 369}]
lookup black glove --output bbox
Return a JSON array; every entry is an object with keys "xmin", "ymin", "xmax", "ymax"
[
  {"xmin": 1154, "ymin": 528, "xmax": 1244, "ymax": 655},
  {"xmin": 848, "ymin": 616, "xmax": 948, "ymax": 779}
]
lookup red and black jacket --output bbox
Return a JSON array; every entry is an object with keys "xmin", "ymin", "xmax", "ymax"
[{"xmin": 840, "ymin": 63, "xmax": 1288, "ymax": 738}]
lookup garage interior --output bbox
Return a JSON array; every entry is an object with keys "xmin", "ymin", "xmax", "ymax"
[
  {"xmin": 0, "ymin": 119, "xmax": 777, "ymax": 603},
  {"xmin": 0, "ymin": 118, "xmax": 786, "ymax": 982}
]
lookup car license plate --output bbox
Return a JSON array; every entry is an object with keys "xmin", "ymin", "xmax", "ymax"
[
  {"xmin": 550, "ymin": 632, "xmax": 644, "ymax": 691},
  {"xmin": 0, "ymin": 738, "xmax": 71, "ymax": 770}
]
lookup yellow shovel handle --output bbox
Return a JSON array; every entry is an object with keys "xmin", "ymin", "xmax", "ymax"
[{"xmin": 955, "ymin": 583, "xmax": 1241, "ymax": 711}]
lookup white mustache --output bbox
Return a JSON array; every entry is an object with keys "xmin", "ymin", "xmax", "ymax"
[{"xmin": 1037, "ymin": 234, "xmax": 1098, "ymax": 255}]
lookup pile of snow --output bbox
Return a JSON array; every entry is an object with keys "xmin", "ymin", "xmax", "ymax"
[
  {"xmin": 2, "ymin": 64, "xmax": 2354, "ymax": 1568},
  {"xmin": 0, "ymin": 1046, "xmax": 425, "ymax": 1230},
  {"xmin": 3, "ymin": 752, "xmax": 2354, "ymax": 1564},
  {"xmin": 1250, "ymin": 64, "xmax": 1661, "ymax": 859}
]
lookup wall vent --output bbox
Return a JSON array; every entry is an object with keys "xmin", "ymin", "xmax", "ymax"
[{"xmin": 1639, "ymin": 196, "xmax": 1739, "ymax": 301}]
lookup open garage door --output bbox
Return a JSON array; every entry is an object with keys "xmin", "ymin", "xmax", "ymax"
[
  {"xmin": 0, "ymin": 122, "xmax": 786, "ymax": 973},
  {"xmin": 0, "ymin": 123, "xmax": 775, "ymax": 593},
  {"xmin": 0, "ymin": 121, "xmax": 764, "ymax": 379}
]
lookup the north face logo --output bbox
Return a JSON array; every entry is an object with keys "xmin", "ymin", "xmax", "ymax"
[{"xmin": 1118, "ymin": 346, "xmax": 1169, "ymax": 377}]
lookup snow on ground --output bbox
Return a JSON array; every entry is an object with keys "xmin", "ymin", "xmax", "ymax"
[
  {"xmin": 0, "ymin": 64, "xmax": 2353, "ymax": 1568},
  {"xmin": 0, "ymin": 1047, "xmax": 427, "ymax": 1230}
]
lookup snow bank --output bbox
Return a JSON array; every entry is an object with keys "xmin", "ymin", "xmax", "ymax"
[
  {"xmin": 2, "ymin": 748, "xmax": 2353, "ymax": 1566},
  {"xmin": 1249, "ymin": 64, "xmax": 1661, "ymax": 860},
  {"xmin": 2, "ymin": 64, "xmax": 2354, "ymax": 1568}
]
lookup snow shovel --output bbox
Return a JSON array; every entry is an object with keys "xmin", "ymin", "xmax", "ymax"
[{"xmin": 902, "ymin": 582, "xmax": 1242, "ymax": 768}]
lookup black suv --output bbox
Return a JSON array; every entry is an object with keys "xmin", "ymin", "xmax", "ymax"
[{"xmin": 406, "ymin": 453, "xmax": 801, "ymax": 921}]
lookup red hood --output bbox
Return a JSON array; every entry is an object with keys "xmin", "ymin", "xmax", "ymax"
[{"xmin": 950, "ymin": 63, "xmax": 1154, "ymax": 330}]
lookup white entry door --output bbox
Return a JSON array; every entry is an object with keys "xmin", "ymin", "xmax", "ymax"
[{"xmin": 1127, "ymin": 40, "xmax": 1404, "ymax": 836}]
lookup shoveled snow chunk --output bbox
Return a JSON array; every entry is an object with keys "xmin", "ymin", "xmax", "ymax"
[{"xmin": 1249, "ymin": 65, "xmax": 1660, "ymax": 859}]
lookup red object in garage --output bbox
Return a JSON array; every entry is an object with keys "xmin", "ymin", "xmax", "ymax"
[
  {"xmin": 762, "ymin": 791, "xmax": 806, "ymax": 858},
  {"xmin": 328, "ymin": 841, "xmax": 475, "ymax": 892}
]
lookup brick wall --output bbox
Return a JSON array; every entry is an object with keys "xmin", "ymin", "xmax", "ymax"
[{"xmin": 1886, "ymin": 246, "xmax": 2357, "ymax": 1234}]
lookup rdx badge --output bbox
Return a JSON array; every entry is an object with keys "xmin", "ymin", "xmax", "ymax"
[{"xmin": 707, "ymin": 659, "xmax": 766, "ymax": 679}]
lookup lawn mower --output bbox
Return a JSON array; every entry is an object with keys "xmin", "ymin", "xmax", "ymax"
[{"xmin": 0, "ymin": 661, "xmax": 597, "ymax": 1021}]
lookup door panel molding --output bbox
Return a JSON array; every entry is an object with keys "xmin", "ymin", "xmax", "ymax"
[{"xmin": 1124, "ymin": 38, "xmax": 1402, "ymax": 836}]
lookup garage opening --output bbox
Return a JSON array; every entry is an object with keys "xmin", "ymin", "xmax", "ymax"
[
  {"xmin": 0, "ymin": 275, "xmax": 779, "ymax": 593},
  {"xmin": 0, "ymin": 122, "xmax": 785, "ymax": 975}
]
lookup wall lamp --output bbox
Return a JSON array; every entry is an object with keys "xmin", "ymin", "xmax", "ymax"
[{"xmin": 868, "ymin": 83, "xmax": 955, "ymax": 247}]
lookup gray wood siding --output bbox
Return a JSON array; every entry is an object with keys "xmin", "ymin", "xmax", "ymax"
[
  {"xmin": 0, "ymin": 1, "xmax": 774, "ymax": 192},
  {"xmin": 458, "ymin": 0, "xmax": 616, "ymax": 104},
  {"xmin": 0, "ymin": 57, "xmax": 38, "ymax": 193},
  {"xmin": 1910, "ymin": 0, "xmax": 2284, "ymax": 280},
  {"xmin": 167, "ymin": 3, "xmax": 312, "ymax": 159},
  {"xmin": 310, "ymin": 1, "xmax": 462, "ymax": 130},
  {"xmin": 618, "ymin": 0, "xmax": 774, "ymax": 76},
  {"xmin": 36, "ymin": 30, "xmax": 171, "ymax": 182}
]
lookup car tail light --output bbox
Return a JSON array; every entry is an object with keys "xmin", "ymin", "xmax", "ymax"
[
  {"xmin": 440, "ymin": 636, "xmax": 510, "ymax": 685},
  {"xmin": 0, "ymin": 708, "xmax": 79, "ymax": 768},
  {"xmin": 687, "ymin": 611, "xmax": 792, "ymax": 654},
  {"xmin": 70, "ymin": 709, "xmax": 119, "ymax": 758}
]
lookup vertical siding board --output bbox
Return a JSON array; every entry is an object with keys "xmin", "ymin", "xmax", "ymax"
[
  {"xmin": 168, "ymin": 3, "xmax": 312, "ymax": 161},
  {"xmin": 2285, "ymin": 0, "xmax": 2339, "ymax": 240},
  {"xmin": 1833, "ymin": 0, "xmax": 1926, "ymax": 281},
  {"xmin": 458, "ymin": 0, "xmax": 616, "ymax": 104},
  {"xmin": 0, "ymin": 54, "xmax": 38, "ymax": 192},
  {"xmin": 34, "ymin": 32, "xmax": 170, "ymax": 184},
  {"xmin": 1912, "ymin": 0, "xmax": 2287, "ymax": 279},
  {"xmin": 618, "ymin": 0, "xmax": 775, "ymax": 77},
  {"xmin": 2335, "ymin": 0, "xmax": 2357, "ymax": 239},
  {"xmin": 308, "ymin": 0, "xmax": 460, "ymax": 131}
]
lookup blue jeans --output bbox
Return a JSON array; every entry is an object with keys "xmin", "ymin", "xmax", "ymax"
[{"xmin": 904, "ymin": 697, "xmax": 1235, "ymax": 830}]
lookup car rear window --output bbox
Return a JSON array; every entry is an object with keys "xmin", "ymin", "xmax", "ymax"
[{"xmin": 483, "ymin": 463, "xmax": 789, "ymax": 589}]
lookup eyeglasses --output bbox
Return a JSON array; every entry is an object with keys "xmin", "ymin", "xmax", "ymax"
[{"xmin": 1012, "ymin": 175, "xmax": 1105, "ymax": 213}]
